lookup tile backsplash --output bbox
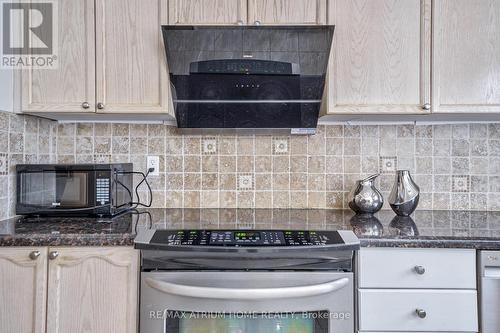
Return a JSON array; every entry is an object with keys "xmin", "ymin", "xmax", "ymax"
[
  {"xmin": 2, "ymin": 110, "xmax": 500, "ymax": 217},
  {"xmin": 0, "ymin": 112, "xmax": 57, "ymax": 219}
]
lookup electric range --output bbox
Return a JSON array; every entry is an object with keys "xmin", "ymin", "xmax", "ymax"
[{"xmin": 135, "ymin": 229, "xmax": 359, "ymax": 333}]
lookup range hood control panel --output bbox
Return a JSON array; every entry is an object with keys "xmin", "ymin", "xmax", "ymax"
[{"xmin": 148, "ymin": 230, "xmax": 344, "ymax": 247}]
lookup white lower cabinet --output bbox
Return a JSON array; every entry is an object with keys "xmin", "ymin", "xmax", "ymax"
[
  {"xmin": 357, "ymin": 248, "xmax": 478, "ymax": 333},
  {"xmin": 0, "ymin": 246, "xmax": 139, "ymax": 333},
  {"xmin": 358, "ymin": 289, "xmax": 478, "ymax": 332}
]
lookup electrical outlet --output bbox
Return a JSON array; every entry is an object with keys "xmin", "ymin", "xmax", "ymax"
[{"xmin": 147, "ymin": 156, "xmax": 160, "ymax": 176}]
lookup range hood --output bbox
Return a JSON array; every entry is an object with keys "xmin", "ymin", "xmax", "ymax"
[{"xmin": 161, "ymin": 26, "xmax": 334, "ymax": 134}]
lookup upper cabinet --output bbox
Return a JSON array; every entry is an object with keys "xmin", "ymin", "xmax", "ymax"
[
  {"xmin": 95, "ymin": 0, "xmax": 169, "ymax": 113},
  {"xmin": 22, "ymin": 0, "xmax": 95, "ymax": 113},
  {"xmin": 168, "ymin": 0, "xmax": 326, "ymax": 25},
  {"xmin": 248, "ymin": 0, "xmax": 327, "ymax": 25},
  {"xmin": 22, "ymin": 0, "xmax": 170, "ymax": 115},
  {"xmin": 168, "ymin": 0, "xmax": 247, "ymax": 25},
  {"xmin": 325, "ymin": 0, "xmax": 431, "ymax": 114},
  {"xmin": 432, "ymin": 0, "xmax": 500, "ymax": 113}
]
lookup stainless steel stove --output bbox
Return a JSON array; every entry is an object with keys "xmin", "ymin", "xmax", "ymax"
[{"xmin": 135, "ymin": 229, "xmax": 359, "ymax": 333}]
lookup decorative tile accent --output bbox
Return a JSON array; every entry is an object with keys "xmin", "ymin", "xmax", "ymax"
[
  {"xmin": 379, "ymin": 156, "xmax": 397, "ymax": 174},
  {"xmin": 452, "ymin": 175, "xmax": 470, "ymax": 192},
  {"xmin": 273, "ymin": 137, "xmax": 289, "ymax": 154},
  {"xmin": 202, "ymin": 137, "xmax": 217, "ymax": 155},
  {"xmin": 237, "ymin": 174, "xmax": 254, "ymax": 190},
  {"xmin": 0, "ymin": 153, "xmax": 7, "ymax": 175}
]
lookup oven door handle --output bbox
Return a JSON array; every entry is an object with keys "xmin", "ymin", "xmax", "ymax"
[{"xmin": 144, "ymin": 277, "xmax": 349, "ymax": 300}]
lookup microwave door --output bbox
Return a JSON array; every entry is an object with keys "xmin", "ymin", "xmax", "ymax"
[
  {"xmin": 18, "ymin": 170, "xmax": 93, "ymax": 213},
  {"xmin": 18, "ymin": 170, "xmax": 56, "ymax": 210},
  {"xmin": 55, "ymin": 171, "xmax": 90, "ymax": 208}
]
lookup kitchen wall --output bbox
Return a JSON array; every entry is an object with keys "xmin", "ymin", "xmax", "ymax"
[
  {"xmin": 2, "ymin": 110, "xmax": 500, "ymax": 218},
  {"xmin": 0, "ymin": 112, "xmax": 58, "ymax": 219}
]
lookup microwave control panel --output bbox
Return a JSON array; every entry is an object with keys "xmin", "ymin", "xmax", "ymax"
[
  {"xmin": 96, "ymin": 171, "xmax": 111, "ymax": 205},
  {"xmin": 148, "ymin": 230, "xmax": 344, "ymax": 247}
]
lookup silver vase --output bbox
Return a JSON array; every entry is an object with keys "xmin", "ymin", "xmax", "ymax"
[
  {"xmin": 348, "ymin": 174, "xmax": 384, "ymax": 214},
  {"xmin": 388, "ymin": 170, "xmax": 420, "ymax": 216}
]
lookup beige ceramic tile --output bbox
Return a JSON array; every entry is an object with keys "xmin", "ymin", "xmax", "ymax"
[
  {"xmin": 255, "ymin": 191, "xmax": 273, "ymax": 208},
  {"xmin": 184, "ymin": 137, "xmax": 201, "ymax": 155},
  {"xmin": 220, "ymin": 155, "xmax": 236, "ymax": 173},
  {"xmin": 237, "ymin": 137, "xmax": 254, "ymax": 155},
  {"xmin": 219, "ymin": 137, "xmax": 236, "ymax": 155},
  {"xmin": 255, "ymin": 136, "xmax": 272, "ymax": 155},
  {"xmin": 184, "ymin": 191, "xmax": 200, "ymax": 208},
  {"xmin": 273, "ymin": 156, "xmax": 289, "ymax": 173},
  {"xmin": 220, "ymin": 174, "xmax": 237, "ymax": 190},
  {"xmin": 220, "ymin": 191, "xmax": 237, "ymax": 208},
  {"xmin": 237, "ymin": 156, "xmax": 254, "ymax": 172},
  {"xmin": 255, "ymin": 174, "xmax": 272, "ymax": 190},
  {"xmin": 255, "ymin": 156, "xmax": 272, "ymax": 173},
  {"xmin": 184, "ymin": 156, "xmax": 201, "ymax": 172},
  {"xmin": 202, "ymin": 156, "xmax": 218, "ymax": 172},
  {"xmin": 184, "ymin": 173, "xmax": 201, "ymax": 190}
]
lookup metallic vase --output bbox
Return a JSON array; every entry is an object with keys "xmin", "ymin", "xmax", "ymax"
[
  {"xmin": 348, "ymin": 174, "xmax": 384, "ymax": 214},
  {"xmin": 388, "ymin": 170, "xmax": 420, "ymax": 216}
]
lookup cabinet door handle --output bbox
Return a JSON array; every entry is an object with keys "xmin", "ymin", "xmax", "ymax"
[
  {"xmin": 97, "ymin": 102, "xmax": 105, "ymax": 110},
  {"xmin": 29, "ymin": 251, "xmax": 41, "ymax": 260},
  {"xmin": 415, "ymin": 309, "xmax": 427, "ymax": 318},
  {"xmin": 422, "ymin": 103, "xmax": 431, "ymax": 110},
  {"xmin": 414, "ymin": 265, "xmax": 426, "ymax": 275},
  {"xmin": 48, "ymin": 251, "xmax": 59, "ymax": 260},
  {"xmin": 254, "ymin": 20, "xmax": 261, "ymax": 26},
  {"xmin": 81, "ymin": 102, "xmax": 90, "ymax": 109}
]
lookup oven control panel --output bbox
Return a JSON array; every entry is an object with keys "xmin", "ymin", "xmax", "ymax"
[{"xmin": 149, "ymin": 230, "xmax": 344, "ymax": 247}]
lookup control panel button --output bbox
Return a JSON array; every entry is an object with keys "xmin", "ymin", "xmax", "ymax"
[{"xmin": 149, "ymin": 230, "xmax": 345, "ymax": 247}]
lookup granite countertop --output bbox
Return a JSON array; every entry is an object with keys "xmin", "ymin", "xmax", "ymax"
[{"xmin": 1, "ymin": 209, "xmax": 500, "ymax": 249}]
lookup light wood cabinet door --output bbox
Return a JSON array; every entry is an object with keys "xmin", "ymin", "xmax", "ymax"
[
  {"xmin": 433, "ymin": 0, "xmax": 500, "ymax": 113},
  {"xmin": 95, "ymin": 0, "xmax": 170, "ymax": 113},
  {"xmin": 326, "ymin": 0, "xmax": 431, "ymax": 114},
  {"xmin": 248, "ymin": 0, "xmax": 327, "ymax": 25},
  {"xmin": 168, "ymin": 0, "xmax": 247, "ymax": 25},
  {"xmin": 21, "ymin": 0, "xmax": 95, "ymax": 113},
  {"xmin": 0, "ymin": 248, "xmax": 48, "ymax": 333},
  {"xmin": 46, "ymin": 247, "xmax": 139, "ymax": 333}
]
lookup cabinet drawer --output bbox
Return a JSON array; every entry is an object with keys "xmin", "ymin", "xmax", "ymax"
[
  {"xmin": 358, "ymin": 248, "xmax": 476, "ymax": 288},
  {"xmin": 358, "ymin": 289, "xmax": 478, "ymax": 332}
]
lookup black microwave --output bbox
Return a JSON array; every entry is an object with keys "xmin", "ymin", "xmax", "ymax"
[{"xmin": 16, "ymin": 164, "xmax": 133, "ymax": 217}]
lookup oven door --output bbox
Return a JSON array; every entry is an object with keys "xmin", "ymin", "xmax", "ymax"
[{"xmin": 140, "ymin": 271, "xmax": 353, "ymax": 333}]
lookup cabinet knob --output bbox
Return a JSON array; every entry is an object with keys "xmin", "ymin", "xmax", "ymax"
[
  {"xmin": 414, "ymin": 265, "xmax": 426, "ymax": 275},
  {"xmin": 81, "ymin": 102, "xmax": 90, "ymax": 109},
  {"xmin": 48, "ymin": 251, "xmax": 59, "ymax": 260},
  {"xmin": 422, "ymin": 103, "xmax": 431, "ymax": 110},
  {"xmin": 254, "ymin": 20, "xmax": 261, "ymax": 26},
  {"xmin": 97, "ymin": 102, "xmax": 105, "ymax": 110},
  {"xmin": 415, "ymin": 309, "xmax": 427, "ymax": 318},
  {"xmin": 236, "ymin": 20, "xmax": 244, "ymax": 25},
  {"xmin": 29, "ymin": 251, "xmax": 41, "ymax": 260}
]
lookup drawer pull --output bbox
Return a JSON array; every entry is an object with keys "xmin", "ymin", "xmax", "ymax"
[
  {"xmin": 415, "ymin": 309, "xmax": 427, "ymax": 318},
  {"xmin": 414, "ymin": 265, "xmax": 426, "ymax": 275}
]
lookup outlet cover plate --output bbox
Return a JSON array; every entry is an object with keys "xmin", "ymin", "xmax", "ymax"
[{"xmin": 147, "ymin": 156, "xmax": 160, "ymax": 176}]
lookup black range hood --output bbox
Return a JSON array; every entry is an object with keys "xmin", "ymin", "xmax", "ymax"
[{"xmin": 161, "ymin": 26, "xmax": 334, "ymax": 134}]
